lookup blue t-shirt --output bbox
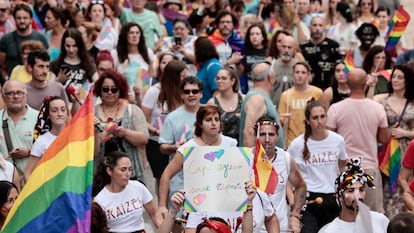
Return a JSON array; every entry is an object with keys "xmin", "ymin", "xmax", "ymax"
[{"xmin": 196, "ymin": 58, "xmax": 222, "ymax": 104}]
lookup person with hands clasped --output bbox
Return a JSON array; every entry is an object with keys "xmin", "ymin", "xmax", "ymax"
[{"xmin": 0, "ymin": 80, "xmax": 38, "ymax": 181}]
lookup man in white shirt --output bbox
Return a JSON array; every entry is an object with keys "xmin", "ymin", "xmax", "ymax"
[{"xmin": 319, "ymin": 157, "xmax": 389, "ymax": 233}]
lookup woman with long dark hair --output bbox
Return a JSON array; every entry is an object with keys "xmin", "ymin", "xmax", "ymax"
[
  {"xmin": 288, "ymin": 101, "xmax": 347, "ymax": 233},
  {"xmin": 50, "ymin": 28, "xmax": 98, "ymax": 103},
  {"xmin": 320, "ymin": 62, "xmax": 350, "ymax": 109},
  {"xmin": 113, "ymin": 22, "xmax": 155, "ymax": 103},
  {"xmin": 0, "ymin": 181, "xmax": 18, "ymax": 229},
  {"xmin": 363, "ymin": 45, "xmax": 393, "ymax": 95},
  {"xmin": 141, "ymin": 60, "xmax": 187, "ymax": 189},
  {"xmin": 245, "ymin": 23, "xmax": 268, "ymax": 87},
  {"xmin": 93, "ymin": 151, "xmax": 162, "ymax": 232}
]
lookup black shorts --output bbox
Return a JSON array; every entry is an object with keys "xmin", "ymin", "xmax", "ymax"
[{"xmin": 146, "ymin": 139, "xmax": 169, "ymax": 179}]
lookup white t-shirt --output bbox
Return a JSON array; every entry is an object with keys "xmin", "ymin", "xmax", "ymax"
[
  {"xmin": 177, "ymin": 134, "xmax": 238, "ymax": 154},
  {"xmin": 31, "ymin": 132, "xmax": 57, "ymax": 158},
  {"xmin": 141, "ymin": 83, "xmax": 167, "ymax": 141},
  {"xmin": 318, "ymin": 211, "xmax": 389, "ymax": 233},
  {"xmin": 0, "ymin": 159, "xmax": 14, "ymax": 182},
  {"xmin": 288, "ymin": 131, "xmax": 347, "ymax": 193},
  {"xmin": 94, "ymin": 180, "xmax": 153, "ymax": 233},
  {"xmin": 186, "ymin": 190, "xmax": 274, "ymax": 233},
  {"xmin": 268, "ymin": 147, "xmax": 291, "ymax": 230}
]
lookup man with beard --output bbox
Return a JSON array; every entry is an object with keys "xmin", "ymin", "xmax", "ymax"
[
  {"xmin": 208, "ymin": 10, "xmax": 247, "ymax": 93},
  {"xmin": 0, "ymin": 80, "xmax": 38, "ymax": 178},
  {"xmin": 0, "ymin": 3, "xmax": 48, "ymax": 76},
  {"xmin": 301, "ymin": 16, "xmax": 341, "ymax": 90},
  {"xmin": 352, "ymin": 23, "xmax": 380, "ymax": 68},
  {"xmin": 255, "ymin": 115, "xmax": 306, "ymax": 233},
  {"xmin": 25, "ymin": 50, "xmax": 70, "ymax": 111},
  {"xmin": 269, "ymin": 35, "xmax": 301, "ymax": 107},
  {"xmin": 318, "ymin": 157, "xmax": 389, "ymax": 233}
]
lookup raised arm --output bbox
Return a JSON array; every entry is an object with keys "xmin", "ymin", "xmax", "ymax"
[{"xmin": 242, "ymin": 95, "xmax": 267, "ymax": 147}]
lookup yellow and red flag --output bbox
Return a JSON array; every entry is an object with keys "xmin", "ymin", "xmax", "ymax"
[{"xmin": 253, "ymin": 139, "xmax": 278, "ymax": 194}]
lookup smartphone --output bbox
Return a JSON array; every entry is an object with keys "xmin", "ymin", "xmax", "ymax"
[
  {"xmin": 61, "ymin": 64, "xmax": 71, "ymax": 73},
  {"xmin": 174, "ymin": 36, "xmax": 182, "ymax": 46}
]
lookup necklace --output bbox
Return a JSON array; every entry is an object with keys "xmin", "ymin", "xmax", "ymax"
[
  {"xmin": 201, "ymin": 136, "xmax": 220, "ymax": 146},
  {"xmin": 102, "ymin": 102, "xmax": 121, "ymax": 122}
]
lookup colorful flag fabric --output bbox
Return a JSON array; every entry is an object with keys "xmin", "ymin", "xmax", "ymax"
[
  {"xmin": 344, "ymin": 52, "xmax": 355, "ymax": 78},
  {"xmin": 385, "ymin": 6, "xmax": 410, "ymax": 52},
  {"xmin": 379, "ymin": 137, "xmax": 401, "ymax": 194},
  {"xmin": 378, "ymin": 69, "xmax": 392, "ymax": 81},
  {"xmin": 253, "ymin": 139, "xmax": 278, "ymax": 194},
  {"xmin": 1, "ymin": 91, "xmax": 95, "ymax": 232}
]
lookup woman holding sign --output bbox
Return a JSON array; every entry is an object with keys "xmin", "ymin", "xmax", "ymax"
[{"xmin": 158, "ymin": 106, "xmax": 237, "ymax": 213}]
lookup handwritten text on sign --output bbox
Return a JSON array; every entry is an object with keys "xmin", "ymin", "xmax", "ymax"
[{"xmin": 183, "ymin": 147, "xmax": 252, "ymax": 212}]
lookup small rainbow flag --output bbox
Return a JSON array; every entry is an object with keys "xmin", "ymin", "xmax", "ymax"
[
  {"xmin": 344, "ymin": 52, "xmax": 355, "ymax": 78},
  {"xmin": 385, "ymin": 6, "xmax": 410, "ymax": 52},
  {"xmin": 253, "ymin": 139, "xmax": 278, "ymax": 194},
  {"xmin": 379, "ymin": 137, "xmax": 401, "ymax": 194},
  {"xmin": 1, "ymin": 91, "xmax": 95, "ymax": 232},
  {"xmin": 30, "ymin": 6, "xmax": 43, "ymax": 31}
]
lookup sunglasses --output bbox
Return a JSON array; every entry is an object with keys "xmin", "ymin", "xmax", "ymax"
[
  {"xmin": 0, "ymin": 8, "xmax": 8, "ymax": 13},
  {"xmin": 91, "ymin": 0, "xmax": 104, "ymax": 4},
  {"xmin": 183, "ymin": 89, "xmax": 200, "ymax": 95},
  {"xmin": 102, "ymin": 87, "xmax": 119, "ymax": 94}
]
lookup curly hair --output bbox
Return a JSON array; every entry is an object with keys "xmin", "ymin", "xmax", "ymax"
[
  {"xmin": 267, "ymin": 30, "xmax": 291, "ymax": 58},
  {"xmin": 388, "ymin": 65, "xmax": 414, "ymax": 101},
  {"xmin": 362, "ymin": 45, "xmax": 392, "ymax": 74},
  {"xmin": 93, "ymin": 70, "xmax": 129, "ymax": 99}
]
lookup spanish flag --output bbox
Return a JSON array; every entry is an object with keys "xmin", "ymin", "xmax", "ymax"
[
  {"xmin": 253, "ymin": 139, "xmax": 278, "ymax": 194},
  {"xmin": 2, "ymin": 91, "xmax": 95, "ymax": 232}
]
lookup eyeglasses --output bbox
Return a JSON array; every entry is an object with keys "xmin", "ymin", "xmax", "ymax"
[
  {"xmin": 0, "ymin": 8, "xmax": 8, "ymax": 13},
  {"xmin": 183, "ymin": 89, "xmax": 200, "ymax": 95},
  {"xmin": 215, "ymin": 76, "xmax": 228, "ymax": 81},
  {"xmin": 102, "ymin": 87, "xmax": 119, "ymax": 94},
  {"xmin": 3, "ymin": 91, "xmax": 25, "ymax": 98}
]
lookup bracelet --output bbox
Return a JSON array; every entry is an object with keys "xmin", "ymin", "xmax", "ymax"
[
  {"xmin": 168, "ymin": 209, "xmax": 178, "ymax": 218},
  {"xmin": 247, "ymin": 204, "xmax": 253, "ymax": 209}
]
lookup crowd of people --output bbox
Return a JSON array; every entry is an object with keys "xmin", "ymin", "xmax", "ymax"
[{"xmin": 0, "ymin": 0, "xmax": 414, "ymax": 232}]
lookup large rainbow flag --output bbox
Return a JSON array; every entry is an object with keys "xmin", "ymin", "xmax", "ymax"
[
  {"xmin": 253, "ymin": 139, "xmax": 278, "ymax": 194},
  {"xmin": 379, "ymin": 137, "xmax": 401, "ymax": 194},
  {"xmin": 1, "ymin": 91, "xmax": 95, "ymax": 232},
  {"xmin": 385, "ymin": 6, "xmax": 410, "ymax": 52}
]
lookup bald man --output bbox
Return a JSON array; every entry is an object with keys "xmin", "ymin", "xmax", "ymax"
[
  {"xmin": 269, "ymin": 35, "xmax": 301, "ymax": 107},
  {"xmin": 239, "ymin": 62, "xmax": 284, "ymax": 148},
  {"xmin": 326, "ymin": 68, "xmax": 389, "ymax": 213}
]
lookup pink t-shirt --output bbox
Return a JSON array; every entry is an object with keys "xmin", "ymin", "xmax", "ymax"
[{"xmin": 326, "ymin": 98, "xmax": 388, "ymax": 169}]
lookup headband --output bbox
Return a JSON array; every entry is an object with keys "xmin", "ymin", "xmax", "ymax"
[
  {"xmin": 203, "ymin": 219, "xmax": 232, "ymax": 233},
  {"xmin": 255, "ymin": 119, "xmax": 280, "ymax": 138},
  {"xmin": 335, "ymin": 157, "xmax": 375, "ymax": 195}
]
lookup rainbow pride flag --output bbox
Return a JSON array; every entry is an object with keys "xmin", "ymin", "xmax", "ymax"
[
  {"xmin": 1, "ymin": 91, "xmax": 95, "ymax": 232},
  {"xmin": 385, "ymin": 6, "xmax": 410, "ymax": 52},
  {"xmin": 344, "ymin": 52, "xmax": 355, "ymax": 78},
  {"xmin": 379, "ymin": 137, "xmax": 401, "ymax": 194},
  {"xmin": 253, "ymin": 139, "xmax": 278, "ymax": 194}
]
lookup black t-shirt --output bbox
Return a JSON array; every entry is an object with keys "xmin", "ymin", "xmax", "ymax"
[
  {"xmin": 300, "ymin": 38, "xmax": 342, "ymax": 90},
  {"xmin": 246, "ymin": 47, "xmax": 267, "ymax": 80}
]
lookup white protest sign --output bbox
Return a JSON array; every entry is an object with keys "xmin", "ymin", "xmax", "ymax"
[{"xmin": 183, "ymin": 146, "xmax": 252, "ymax": 212}]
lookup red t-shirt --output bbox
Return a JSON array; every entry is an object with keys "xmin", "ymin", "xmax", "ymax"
[{"xmin": 403, "ymin": 140, "xmax": 414, "ymax": 169}]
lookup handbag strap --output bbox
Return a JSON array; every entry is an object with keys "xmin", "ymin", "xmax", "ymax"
[
  {"xmin": 397, "ymin": 100, "xmax": 410, "ymax": 125},
  {"xmin": 1, "ymin": 111, "xmax": 13, "ymax": 153}
]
